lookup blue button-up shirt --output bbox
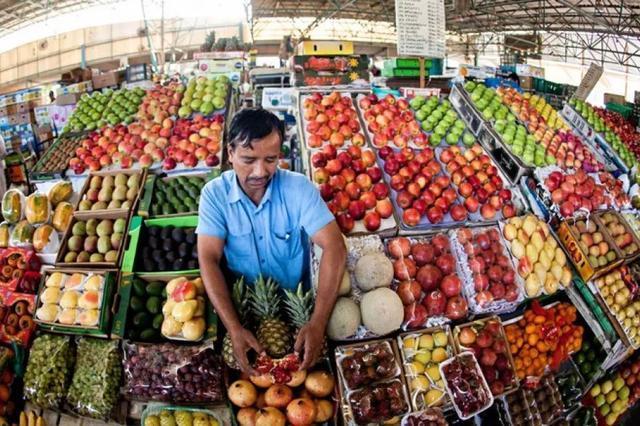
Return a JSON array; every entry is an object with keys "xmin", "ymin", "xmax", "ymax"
[{"xmin": 196, "ymin": 169, "xmax": 334, "ymax": 289}]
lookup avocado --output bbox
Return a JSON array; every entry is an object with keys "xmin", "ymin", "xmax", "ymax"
[
  {"xmin": 162, "ymin": 239, "xmax": 174, "ymax": 252},
  {"xmin": 148, "ymin": 226, "xmax": 160, "ymax": 236},
  {"xmin": 152, "ymin": 249, "xmax": 164, "ymax": 262},
  {"xmin": 146, "ymin": 296, "xmax": 162, "ymax": 314},
  {"xmin": 130, "ymin": 295, "xmax": 145, "ymax": 312},
  {"xmin": 157, "ymin": 259, "xmax": 168, "ymax": 271},
  {"xmin": 133, "ymin": 279, "xmax": 147, "ymax": 297},
  {"xmin": 143, "ymin": 258, "xmax": 155, "ymax": 271},
  {"xmin": 177, "ymin": 205, "xmax": 189, "ymax": 214},
  {"xmin": 152, "ymin": 314, "xmax": 164, "ymax": 329},
  {"xmin": 155, "ymin": 192, "xmax": 166, "ymax": 203},
  {"xmin": 178, "ymin": 243, "xmax": 189, "ymax": 258},
  {"xmin": 139, "ymin": 328, "xmax": 158, "ymax": 340},
  {"xmin": 191, "ymin": 245, "xmax": 198, "ymax": 259},
  {"xmin": 148, "ymin": 235, "xmax": 159, "ymax": 249},
  {"xmin": 160, "ymin": 226, "xmax": 173, "ymax": 239},
  {"xmin": 173, "ymin": 259, "xmax": 186, "ymax": 270},
  {"xmin": 171, "ymin": 228, "xmax": 186, "ymax": 243},
  {"xmin": 185, "ymin": 229, "xmax": 197, "ymax": 245},
  {"xmin": 187, "ymin": 259, "xmax": 198, "ymax": 270},
  {"xmin": 132, "ymin": 312, "xmax": 151, "ymax": 327},
  {"xmin": 165, "ymin": 251, "xmax": 176, "ymax": 263},
  {"xmin": 176, "ymin": 189, "xmax": 188, "ymax": 199},
  {"xmin": 146, "ymin": 281, "xmax": 165, "ymax": 296}
]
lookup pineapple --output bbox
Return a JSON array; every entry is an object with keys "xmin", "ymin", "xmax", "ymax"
[
  {"xmin": 284, "ymin": 283, "xmax": 328, "ymax": 356},
  {"xmin": 223, "ymin": 277, "xmax": 249, "ymax": 369},
  {"xmin": 174, "ymin": 411, "xmax": 192, "ymax": 426},
  {"xmin": 249, "ymin": 275, "xmax": 292, "ymax": 358}
]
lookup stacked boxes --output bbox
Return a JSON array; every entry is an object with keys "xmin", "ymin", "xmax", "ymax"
[
  {"xmin": 382, "ymin": 58, "xmax": 432, "ymax": 78},
  {"xmin": 290, "ymin": 41, "xmax": 369, "ymax": 87}
]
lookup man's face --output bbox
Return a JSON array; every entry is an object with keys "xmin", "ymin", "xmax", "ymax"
[{"xmin": 228, "ymin": 130, "xmax": 281, "ymax": 192}]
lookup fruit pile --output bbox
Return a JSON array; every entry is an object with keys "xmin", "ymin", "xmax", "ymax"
[
  {"xmin": 144, "ymin": 409, "xmax": 221, "ymax": 426},
  {"xmin": 359, "ymin": 94, "xmax": 427, "ymax": 148},
  {"xmin": 402, "ymin": 408, "xmax": 447, "ymax": 425},
  {"xmin": 228, "ymin": 369, "xmax": 335, "ymax": 425},
  {"xmin": 505, "ymin": 302, "xmax": 583, "ymax": 380},
  {"xmin": 455, "ymin": 227, "xmax": 522, "ymax": 312},
  {"xmin": 494, "ymin": 120, "xmax": 556, "ymax": 167},
  {"xmin": 65, "ymin": 88, "xmax": 145, "ymax": 132},
  {"xmin": 464, "ymin": 82, "xmax": 511, "ymax": 121},
  {"xmin": 126, "ymin": 278, "xmax": 165, "ymax": 341},
  {"xmin": 505, "ymin": 388, "xmax": 537, "ymax": 425},
  {"xmin": 572, "ymin": 335, "xmax": 605, "ymax": 383},
  {"xmin": 338, "ymin": 342, "xmax": 400, "ymax": 389},
  {"xmin": 598, "ymin": 171, "xmax": 631, "ymax": 208},
  {"xmin": 163, "ymin": 116, "xmax": 223, "ymax": 170},
  {"xmin": 312, "ymin": 145, "xmax": 392, "ymax": 233},
  {"xmin": 409, "ymin": 95, "xmax": 474, "ymax": 147},
  {"xmin": 440, "ymin": 352, "xmax": 493, "ymax": 418},
  {"xmin": 566, "ymin": 217, "xmax": 619, "ymax": 269},
  {"xmin": 32, "ymin": 134, "xmax": 87, "ymax": 175},
  {"xmin": 302, "ymin": 92, "xmax": 365, "ymax": 149},
  {"xmin": 78, "ymin": 172, "xmax": 141, "ymax": 212},
  {"xmin": 438, "ymin": 145, "xmax": 516, "ymax": 220},
  {"xmin": 502, "ymin": 215, "xmax": 572, "ymax": 296},
  {"xmin": 61, "ymin": 218, "xmax": 127, "ymax": 264},
  {"xmin": 178, "ymin": 75, "xmax": 229, "ymax": 117},
  {"xmin": 589, "ymin": 371, "xmax": 632, "ymax": 425},
  {"xmin": 599, "ymin": 211, "xmax": 639, "ymax": 258},
  {"xmin": 386, "ymin": 235, "xmax": 468, "ymax": 326},
  {"xmin": 455, "ymin": 318, "xmax": 516, "ymax": 396},
  {"xmin": 532, "ymin": 376, "xmax": 564, "ymax": 423},
  {"xmin": 377, "ymin": 146, "xmax": 466, "ymax": 226},
  {"xmin": 150, "ymin": 175, "xmax": 209, "ymax": 216},
  {"xmin": 138, "ymin": 225, "xmax": 199, "ymax": 272},
  {"xmin": 400, "ymin": 328, "xmax": 453, "ymax": 409},
  {"xmin": 555, "ymin": 366, "xmax": 584, "ymax": 410},
  {"xmin": 348, "ymin": 379, "xmax": 409, "ymax": 424},
  {"xmin": 136, "ymin": 82, "xmax": 183, "ymax": 123},
  {"xmin": 617, "ymin": 357, "xmax": 640, "ymax": 405},
  {"xmin": 24, "ymin": 334, "xmax": 74, "ymax": 409},
  {"xmin": 161, "ymin": 277, "xmax": 207, "ymax": 341},
  {"xmin": 594, "ymin": 266, "xmax": 640, "ymax": 346}
]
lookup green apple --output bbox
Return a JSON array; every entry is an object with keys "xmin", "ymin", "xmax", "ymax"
[
  {"xmin": 600, "ymin": 403, "xmax": 611, "ymax": 415},
  {"xmin": 429, "ymin": 134, "xmax": 441, "ymax": 147},
  {"xmin": 446, "ymin": 133, "xmax": 458, "ymax": 145},
  {"xmin": 482, "ymin": 109, "xmax": 494, "ymax": 120},
  {"xmin": 416, "ymin": 110, "xmax": 428, "ymax": 121},
  {"xmin": 462, "ymin": 132, "xmax": 475, "ymax": 147},
  {"xmin": 421, "ymin": 120, "xmax": 434, "ymax": 132}
]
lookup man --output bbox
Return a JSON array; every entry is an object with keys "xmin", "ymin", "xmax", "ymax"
[{"xmin": 197, "ymin": 108, "xmax": 346, "ymax": 375}]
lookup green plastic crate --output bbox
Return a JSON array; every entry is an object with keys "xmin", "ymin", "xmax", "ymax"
[
  {"xmin": 382, "ymin": 68, "xmax": 428, "ymax": 78},
  {"xmin": 606, "ymin": 102, "xmax": 633, "ymax": 119}
]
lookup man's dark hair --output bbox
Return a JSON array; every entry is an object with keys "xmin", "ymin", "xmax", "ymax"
[{"xmin": 228, "ymin": 108, "xmax": 285, "ymax": 150}]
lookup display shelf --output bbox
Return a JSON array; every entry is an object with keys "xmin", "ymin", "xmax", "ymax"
[
  {"xmin": 449, "ymin": 83, "xmax": 484, "ymax": 136},
  {"xmin": 476, "ymin": 123, "xmax": 533, "ymax": 184}
]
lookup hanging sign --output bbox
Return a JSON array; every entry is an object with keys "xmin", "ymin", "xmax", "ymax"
[{"xmin": 395, "ymin": 0, "xmax": 445, "ymax": 58}]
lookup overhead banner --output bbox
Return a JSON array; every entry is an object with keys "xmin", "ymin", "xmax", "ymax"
[
  {"xmin": 395, "ymin": 0, "xmax": 445, "ymax": 58},
  {"xmin": 574, "ymin": 63, "xmax": 603, "ymax": 101}
]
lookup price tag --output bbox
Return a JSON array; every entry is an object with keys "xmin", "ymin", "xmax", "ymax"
[{"xmin": 395, "ymin": 0, "xmax": 445, "ymax": 58}]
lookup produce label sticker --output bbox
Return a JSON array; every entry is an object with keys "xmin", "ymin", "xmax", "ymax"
[{"xmin": 395, "ymin": 0, "xmax": 445, "ymax": 58}]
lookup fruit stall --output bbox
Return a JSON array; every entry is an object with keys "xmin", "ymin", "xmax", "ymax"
[{"xmin": 0, "ymin": 60, "xmax": 639, "ymax": 426}]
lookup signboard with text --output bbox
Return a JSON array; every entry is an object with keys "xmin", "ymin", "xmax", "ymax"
[{"xmin": 395, "ymin": 0, "xmax": 445, "ymax": 58}]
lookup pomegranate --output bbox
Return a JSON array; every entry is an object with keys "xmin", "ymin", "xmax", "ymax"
[
  {"xmin": 264, "ymin": 384, "xmax": 293, "ymax": 408},
  {"xmin": 255, "ymin": 407, "xmax": 285, "ymax": 426},
  {"xmin": 314, "ymin": 399, "xmax": 334, "ymax": 422},
  {"xmin": 286, "ymin": 398, "xmax": 318, "ymax": 425},
  {"xmin": 286, "ymin": 370, "xmax": 307, "ymax": 387},
  {"xmin": 228, "ymin": 380, "xmax": 257, "ymax": 408},
  {"xmin": 304, "ymin": 371, "xmax": 335, "ymax": 398},
  {"xmin": 250, "ymin": 374, "xmax": 273, "ymax": 389},
  {"xmin": 237, "ymin": 407, "xmax": 257, "ymax": 426}
]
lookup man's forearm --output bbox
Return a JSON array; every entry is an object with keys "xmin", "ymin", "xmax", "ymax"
[
  {"xmin": 312, "ymin": 242, "xmax": 346, "ymax": 328},
  {"xmin": 200, "ymin": 252, "xmax": 243, "ymax": 334}
]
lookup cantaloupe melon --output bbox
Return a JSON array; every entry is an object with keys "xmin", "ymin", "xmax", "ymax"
[
  {"xmin": 327, "ymin": 297, "xmax": 360, "ymax": 340},
  {"xmin": 354, "ymin": 253, "xmax": 393, "ymax": 291},
  {"xmin": 360, "ymin": 288, "xmax": 403, "ymax": 336}
]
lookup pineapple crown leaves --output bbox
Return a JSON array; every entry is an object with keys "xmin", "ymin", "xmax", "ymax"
[
  {"xmin": 231, "ymin": 276, "xmax": 249, "ymax": 325},
  {"xmin": 248, "ymin": 275, "xmax": 283, "ymax": 322},
  {"xmin": 283, "ymin": 283, "xmax": 314, "ymax": 329}
]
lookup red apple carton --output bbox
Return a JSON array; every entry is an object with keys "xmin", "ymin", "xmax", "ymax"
[
  {"xmin": 396, "ymin": 325, "xmax": 457, "ymax": 411},
  {"xmin": 451, "ymin": 225, "xmax": 525, "ymax": 314},
  {"xmin": 335, "ymin": 340, "xmax": 402, "ymax": 392},
  {"xmin": 308, "ymin": 146, "xmax": 398, "ymax": 236},
  {"xmin": 0, "ymin": 288, "xmax": 36, "ymax": 347},
  {"xmin": 299, "ymin": 92, "xmax": 368, "ymax": 151},
  {"xmin": 383, "ymin": 235, "xmax": 469, "ymax": 330},
  {"xmin": 375, "ymin": 146, "xmax": 469, "ymax": 229},
  {"xmin": 355, "ymin": 93, "xmax": 430, "ymax": 150},
  {"xmin": 434, "ymin": 145, "xmax": 522, "ymax": 223},
  {"xmin": 439, "ymin": 351, "xmax": 494, "ymax": 420},
  {"xmin": 452, "ymin": 316, "xmax": 518, "ymax": 397}
]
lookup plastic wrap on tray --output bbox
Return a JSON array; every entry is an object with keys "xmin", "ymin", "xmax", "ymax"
[
  {"xmin": 346, "ymin": 378, "xmax": 410, "ymax": 424},
  {"xmin": 439, "ymin": 352, "xmax": 493, "ymax": 420},
  {"xmin": 453, "ymin": 317, "xmax": 517, "ymax": 396},
  {"xmin": 451, "ymin": 226, "xmax": 524, "ymax": 314},
  {"xmin": 336, "ymin": 341, "xmax": 401, "ymax": 390},
  {"xmin": 401, "ymin": 407, "xmax": 447, "ymax": 426},
  {"xmin": 24, "ymin": 334, "xmax": 75, "ymax": 409},
  {"xmin": 385, "ymin": 235, "xmax": 469, "ymax": 330},
  {"xmin": 506, "ymin": 388, "xmax": 536, "ymax": 425},
  {"xmin": 476, "ymin": 397, "xmax": 510, "ymax": 425},
  {"xmin": 123, "ymin": 341, "xmax": 225, "ymax": 403},
  {"xmin": 398, "ymin": 326, "xmax": 455, "ymax": 410},
  {"xmin": 66, "ymin": 338, "xmax": 121, "ymax": 420}
]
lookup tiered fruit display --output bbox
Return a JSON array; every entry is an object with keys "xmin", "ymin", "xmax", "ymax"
[
  {"xmin": 68, "ymin": 125, "xmax": 132, "ymax": 173},
  {"xmin": 464, "ymin": 81, "xmax": 511, "ymax": 121},
  {"xmin": 62, "ymin": 218, "xmax": 127, "ymax": 263},
  {"xmin": 150, "ymin": 175, "xmax": 209, "ymax": 216},
  {"xmin": 377, "ymin": 146, "xmax": 465, "ymax": 226},
  {"xmin": 455, "ymin": 318, "xmax": 516, "ymax": 396},
  {"xmin": 136, "ymin": 82, "xmax": 184, "ymax": 122},
  {"xmin": 502, "ymin": 215, "xmax": 572, "ymax": 296},
  {"xmin": 455, "ymin": 227, "xmax": 522, "ymax": 311},
  {"xmin": 505, "ymin": 302, "xmax": 583, "ymax": 380},
  {"xmin": 302, "ymin": 92, "xmax": 366, "ymax": 149},
  {"xmin": 78, "ymin": 172, "xmax": 141, "ymax": 211},
  {"xmin": 496, "ymin": 87, "xmax": 603, "ymax": 172},
  {"xmin": 589, "ymin": 371, "xmax": 632, "ymax": 425},
  {"xmin": 594, "ymin": 266, "xmax": 640, "ymax": 346},
  {"xmin": 178, "ymin": 75, "xmax": 229, "ymax": 117},
  {"xmin": 386, "ymin": 235, "xmax": 468, "ymax": 326},
  {"xmin": 163, "ymin": 116, "xmax": 223, "ymax": 170},
  {"xmin": 64, "ymin": 88, "xmax": 146, "ymax": 132},
  {"xmin": 358, "ymin": 94, "xmax": 428, "ymax": 148},
  {"xmin": 161, "ymin": 277, "xmax": 207, "ymax": 341},
  {"xmin": 438, "ymin": 145, "xmax": 516, "ymax": 220},
  {"xmin": 599, "ymin": 211, "xmax": 639, "ymax": 258},
  {"xmin": 572, "ymin": 334, "xmax": 605, "ymax": 382},
  {"xmin": 32, "ymin": 134, "xmax": 87, "ymax": 175},
  {"xmin": 400, "ymin": 329, "xmax": 453, "ymax": 409},
  {"xmin": 144, "ymin": 409, "xmax": 220, "ymax": 426},
  {"xmin": 138, "ymin": 226, "xmax": 199, "ymax": 272},
  {"xmin": 312, "ymin": 145, "xmax": 392, "ymax": 233},
  {"xmin": 567, "ymin": 217, "xmax": 619, "ymax": 269},
  {"xmin": 228, "ymin": 369, "xmax": 335, "ymax": 425},
  {"xmin": 440, "ymin": 352, "xmax": 493, "ymax": 418},
  {"xmin": 409, "ymin": 95, "xmax": 475, "ymax": 147}
]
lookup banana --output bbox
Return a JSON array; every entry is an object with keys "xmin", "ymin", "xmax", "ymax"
[
  {"xmin": 35, "ymin": 416, "xmax": 44, "ymax": 426},
  {"xmin": 27, "ymin": 411, "xmax": 35, "ymax": 426},
  {"xmin": 19, "ymin": 412, "xmax": 27, "ymax": 426}
]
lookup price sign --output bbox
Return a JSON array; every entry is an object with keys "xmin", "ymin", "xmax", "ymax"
[
  {"xmin": 395, "ymin": 0, "xmax": 445, "ymax": 58},
  {"xmin": 574, "ymin": 63, "xmax": 603, "ymax": 101}
]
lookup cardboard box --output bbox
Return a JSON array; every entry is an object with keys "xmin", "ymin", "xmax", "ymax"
[
  {"xmin": 520, "ymin": 76, "xmax": 534, "ymax": 90},
  {"xmin": 56, "ymin": 93, "xmax": 81, "ymax": 106},
  {"xmin": 296, "ymin": 40, "xmax": 353, "ymax": 55},
  {"xmin": 0, "ymin": 106, "xmax": 9, "ymax": 117},
  {"xmin": 291, "ymin": 54, "xmax": 368, "ymax": 73},
  {"xmin": 34, "ymin": 269, "xmax": 119, "ymax": 338},
  {"xmin": 291, "ymin": 69, "xmax": 369, "ymax": 87},
  {"xmin": 75, "ymin": 169, "xmax": 147, "ymax": 219},
  {"xmin": 92, "ymin": 71, "xmax": 123, "ymax": 89},
  {"xmin": 604, "ymin": 93, "xmax": 626, "ymax": 105}
]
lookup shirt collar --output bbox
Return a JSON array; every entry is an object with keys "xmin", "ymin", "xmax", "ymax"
[{"xmin": 228, "ymin": 170, "xmax": 278, "ymax": 208}]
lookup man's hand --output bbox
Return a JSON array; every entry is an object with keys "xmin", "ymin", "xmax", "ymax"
[
  {"xmin": 230, "ymin": 327, "xmax": 264, "ymax": 376},
  {"xmin": 294, "ymin": 321, "xmax": 325, "ymax": 370}
]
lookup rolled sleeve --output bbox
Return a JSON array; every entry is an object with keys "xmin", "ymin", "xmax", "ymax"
[
  {"xmin": 299, "ymin": 180, "xmax": 335, "ymax": 237},
  {"xmin": 196, "ymin": 183, "xmax": 227, "ymax": 240}
]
